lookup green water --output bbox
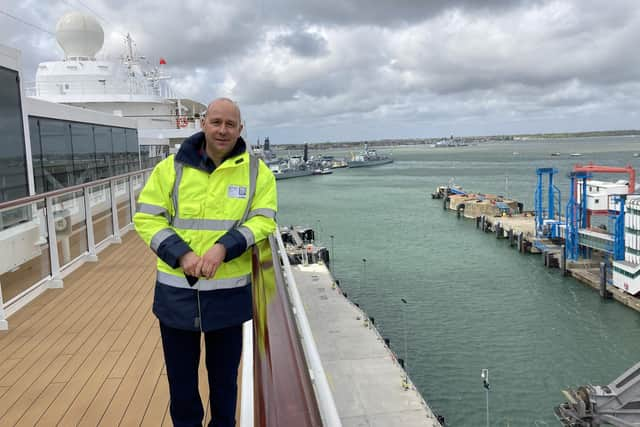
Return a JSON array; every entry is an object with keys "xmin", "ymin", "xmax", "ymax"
[{"xmin": 276, "ymin": 136, "xmax": 640, "ymax": 426}]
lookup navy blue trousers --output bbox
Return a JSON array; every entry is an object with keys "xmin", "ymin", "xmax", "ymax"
[{"xmin": 159, "ymin": 322, "xmax": 243, "ymax": 427}]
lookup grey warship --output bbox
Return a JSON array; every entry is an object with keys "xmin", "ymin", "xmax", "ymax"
[{"xmin": 347, "ymin": 143, "xmax": 393, "ymax": 168}]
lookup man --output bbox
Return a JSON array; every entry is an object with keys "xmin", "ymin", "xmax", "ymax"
[{"xmin": 134, "ymin": 98, "xmax": 277, "ymax": 427}]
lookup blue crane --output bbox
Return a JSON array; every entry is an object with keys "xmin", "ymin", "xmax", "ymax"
[{"xmin": 534, "ymin": 168, "xmax": 562, "ymax": 238}]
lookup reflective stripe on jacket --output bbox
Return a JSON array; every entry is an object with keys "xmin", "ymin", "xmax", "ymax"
[{"xmin": 134, "ymin": 133, "xmax": 277, "ymax": 331}]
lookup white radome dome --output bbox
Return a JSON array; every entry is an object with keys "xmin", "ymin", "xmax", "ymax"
[{"xmin": 55, "ymin": 11, "xmax": 104, "ymax": 60}]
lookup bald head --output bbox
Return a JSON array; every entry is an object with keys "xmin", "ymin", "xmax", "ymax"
[
  {"xmin": 206, "ymin": 98, "xmax": 241, "ymax": 124},
  {"xmin": 201, "ymin": 97, "xmax": 244, "ymax": 166}
]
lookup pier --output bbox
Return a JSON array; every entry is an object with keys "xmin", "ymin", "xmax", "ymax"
[
  {"xmin": 290, "ymin": 260, "xmax": 443, "ymax": 426},
  {"xmin": 435, "ymin": 185, "xmax": 640, "ymax": 315},
  {"xmin": 279, "ymin": 226, "xmax": 443, "ymax": 426}
]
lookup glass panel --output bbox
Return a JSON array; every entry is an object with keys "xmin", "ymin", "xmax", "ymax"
[
  {"xmin": 29, "ymin": 117, "xmax": 45, "ymax": 194},
  {"xmin": 0, "ymin": 66, "xmax": 29, "ymax": 202},
  {"xmin": 140, "ymin": 144, "xmax": 166, "ymax": 169},
  {"xmin": 125, "ymin": 128, "xmax": 139, "ymax": 171},
  {"xmin": 112, "ymin": 128, "xmax": 127, "ymax": 174},
  {"xmin": 114, "ymin": 178, "xmax": 131, "ymax": 228},
  {"xmin": 94, "ymin": 126, "xmax": 114, "ymax": 179},
  {"xmin": 52, "ymin": 190, "xmax": 88, "ymax": 267},
  {"xmin": 139, "ymin": 145, "xmax": 150, "ymax": 169},
  {"xmin": 39, "ymin": 119, "xmax": 73, "ymax": 191},
  {"xmin": 71, "ymin": 123, "xmax": 97, "ymax": 184},
  {"xmin": 0, "ymin": 200, "xmax": 51, "ymax": 302},
  {"xmin": 132, "ymin": 173, "xmax": 144, "ymax": 200},
  {"xmin": 90, "ymin": 183, "xmax": 113, "ymax": 245}
]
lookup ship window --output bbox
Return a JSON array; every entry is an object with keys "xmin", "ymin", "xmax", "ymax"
[
  {"xmin": 112, "ymin": 127, "xmax": 128, "ymax": 174},
  {"xmin": 94, "ymin": 126, "xmax": 114, "ymax": 179},
  {"xmin": 0, "ymin": 66, "xmax": 29, "ymax": 202},
  {"xmin": 38, "ymin": 119, "xmax": 73, "ymax": 191},
  {"xmin": 125, "ymin": 128, "xmax": 140, "ymax": 172},
  {"xmin": 71, "ymin": 123, "xmax": 97, "ymax": 184},
  {"xmin": 27, "ymin": 115, "xmax": 139, "ymax": 193}
]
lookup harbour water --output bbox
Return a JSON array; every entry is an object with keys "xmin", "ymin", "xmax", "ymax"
[{"xmin": 276, "ymin": 136, "xmax": 640, "ymax": 426}]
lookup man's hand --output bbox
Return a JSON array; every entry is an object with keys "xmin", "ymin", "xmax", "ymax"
[
  {"xmin": 180, "ymin": 251, "xmax": 203, "ymax": 277},
  {"xmin": 200, "ymin": 243, "xmax": 227, "ymax": 279}
]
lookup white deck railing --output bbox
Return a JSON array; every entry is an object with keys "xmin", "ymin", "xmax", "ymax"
[{"xmin": 0, "ymin": 169, "xmax": 152, "ymax": 329}]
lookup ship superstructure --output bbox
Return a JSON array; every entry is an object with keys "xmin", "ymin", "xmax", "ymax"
[{"xmin": 28, "ymin": 12, "xmax": 205, "ymax": 151}]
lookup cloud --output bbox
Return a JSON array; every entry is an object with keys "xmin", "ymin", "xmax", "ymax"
[
  {"xmin": 3, "ymin": 0, "xmax": 640, "ymax": 143},
  {"xmin": 274, "ymin": 30, "xmax": 329, "ymax": 58}
]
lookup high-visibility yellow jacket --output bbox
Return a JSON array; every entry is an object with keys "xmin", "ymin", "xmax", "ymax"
[{"xmin": 134, "ymin": 133, "xmax": 277, "ymax": 331}]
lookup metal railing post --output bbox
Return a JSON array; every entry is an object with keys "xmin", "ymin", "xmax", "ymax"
[
  {"xmin": 0, "ymin": 280, "xmax": 8, "ymax": 330},
  {"xmin": 84, "ymin": 188, "xmax": 98, "ymax": 261},
  {"xmin": 110, "ymin": 180, "xmax": 121, "ymax": 243},
  {"xmin": 129, "ymin": 175, "xmax": 136, "ymax": 222},
  {"xmin": 45, "ymin": 196, "xmax": 63, "ymax": 288},
  {"xmin": 240, "ymin": 320, "xmax": 254, "ymax": 427}
]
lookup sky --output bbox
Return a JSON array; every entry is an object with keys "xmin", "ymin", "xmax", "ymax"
[{"xmin": 3, "ymin": 0, "xmax": 640, "ymax": 144}]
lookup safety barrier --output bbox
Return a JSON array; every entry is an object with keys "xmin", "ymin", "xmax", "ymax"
[{"xmin": 0, "ymin": 168, "xmax": 152, "ymax": 329}]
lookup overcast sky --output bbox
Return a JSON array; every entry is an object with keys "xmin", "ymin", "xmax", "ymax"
[{"xmin": 3, "ymin": 0, "xmax": 640, "ymax": 144}]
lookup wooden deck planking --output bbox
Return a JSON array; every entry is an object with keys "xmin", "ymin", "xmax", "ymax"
[
  {"xmin": 0, "ymin": 244, "xmax": 137, "ymax": 400},
  {"xmin": 57, "ymin": 349, "xmax": 122, "ymax": 425},
  {"xmin": 0, "ymin": 233, "xmax": 165, "ymax": 426},
  {"xmin": 0, "ymin": 332, "xmax": 77, "ymax": 415},
  {"xmin": 0, "ymin": 244, "xmax": 134, "ymax": 364},
  {"xmin": 0, "ymin": 354, "xmax": 72, "ymax": 426},
  {"xmin": 98, "ymin": 320, "xmax": 160, "ymax": 425},
  {"xmin": 0, "ymin": 231, "xmax": 245, "ymax": 426},
  {"xmin": 139, "ymin": 373, "xmax": 170, "ymax": 427},
  {"xmin": 119, "ymin": 346, "xmax": 166, "ymax": 426},
  {"xmin": 78, "ymin": 378, "xmax": 122, "ymax": 427},
  {"xmin": 0, "ymin": 238, "xmax": 128, "ymax": 344},
  {"xmin": 13, "ymin": 382, "xmax": 66, "ymax": 427}
]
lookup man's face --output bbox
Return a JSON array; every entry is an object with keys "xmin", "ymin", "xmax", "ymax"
[{"xmin": 201, "ymin": 100, "xmax": 243, "ymax": 160}]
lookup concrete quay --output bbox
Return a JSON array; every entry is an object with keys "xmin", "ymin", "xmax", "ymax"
[{"xmin": 290, "ymin": 261, "xmax": 443, "ymax": 427}]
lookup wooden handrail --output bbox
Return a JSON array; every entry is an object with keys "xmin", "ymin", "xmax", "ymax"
[
  {"xmin": 251, "ymin": 237, "xmax": 323, "ymax": 426},
  {"xmin": 0, "ymin": 168, "xmax": 153, "ymax": 211}
]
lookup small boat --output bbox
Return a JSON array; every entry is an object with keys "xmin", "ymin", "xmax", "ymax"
[
  {"xmin": 570, "ymin": 153, "xmax": 583, "ymax": 157},
  {"xmin": 633, "ymin": 153, "xmax": 640, "ymax": 158},
  {"xmin": 313, "ymin": 168, "xmax": 333, "ymax": 175},
  {"xmin": 550, "ymin": 152, "xmax": 561, "ymax": 157}
]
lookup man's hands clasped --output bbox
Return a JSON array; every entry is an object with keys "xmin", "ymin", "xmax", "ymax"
[{"xmin": 180, "ymin": 243, "xmax": 227, "ymax": 280}]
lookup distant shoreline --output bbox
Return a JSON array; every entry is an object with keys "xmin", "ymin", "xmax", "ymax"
[{"xmin": 270, "ymin": 129, "xmax": 640, "ymax": 151}]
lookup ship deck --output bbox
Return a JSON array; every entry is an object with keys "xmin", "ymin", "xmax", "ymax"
[{"xmin": 0, "ymin": 232, "xmax": 228, "ymax": 426}]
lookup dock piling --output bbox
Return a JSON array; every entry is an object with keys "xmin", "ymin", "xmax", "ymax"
[
  {"xmin": 599, "ymin": 262, "xmax": 612, "ymax": 299},
  {"xmin": 560, "ymin": 245, "xmax": 568, "ymax": 276},
  {"xmin": 517, "ymin": 232, "xmax": 523, "ymax": 253}
]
